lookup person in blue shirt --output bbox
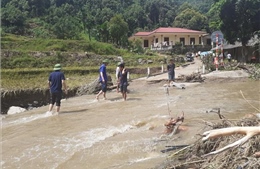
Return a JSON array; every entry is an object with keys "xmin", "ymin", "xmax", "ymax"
[
  {"xmin": 118, "ymin": 63, "xmax": 128, "ymax": 101},
  {"xmin": 48, "ymin": 64, "xmax": 67, "ymax": 114},
  {"xmin": 96, "ymin": 59, "xmax": 109, "ymax": 100}
]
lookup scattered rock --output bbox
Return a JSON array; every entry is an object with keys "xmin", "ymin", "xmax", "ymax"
[{"xmin": 7, "ymin": 106, "xmax": 26, "ymax": 115}]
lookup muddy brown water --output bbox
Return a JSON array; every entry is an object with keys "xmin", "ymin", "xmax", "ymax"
[
  {"xmin": 1, "ymin": 57, "xmax": 260, "ymax": 169},
  {"xmin": 1, "ymin": 77, "xmax": 259, "ymax": 169}
]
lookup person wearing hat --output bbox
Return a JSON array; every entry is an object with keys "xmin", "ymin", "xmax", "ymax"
[
  {"xmin": 96, "ymin": 59, "xmax": 109, "ymax": 100},
  {"xmin": 48, "ymin": 64, "xmax": 67, "ymax": 114},
  {"xmin": 167, "ymin": 59, "xmax": 175, "ymax": 83}
]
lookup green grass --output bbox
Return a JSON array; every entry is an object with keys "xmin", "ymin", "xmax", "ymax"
[
  {"xmin": 1, "ymin": 33, "xmax": 174, "ymax": 91},
  {"xmin": 1, "ymin": 66, "xmax": 153, "ymax": 91},
  {"xmin": 1, "ymin": 33, "xmax": 125, "ymax": 55},
  {"xmin": 1, "ymin": 69, "xmax": 98, "ymax": 91}
]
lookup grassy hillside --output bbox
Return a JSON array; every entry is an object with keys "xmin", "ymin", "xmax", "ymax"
[
  {"xmin": 1, "ymin": 33, "xmax": 167, "ymax": 68},
  {"xmin": 1, "ymin": 33, "xmax": 124, "ymax": 55},
  {"xmin": 1, "ymin": 34, "xmax": 169, "ymax": 90}
]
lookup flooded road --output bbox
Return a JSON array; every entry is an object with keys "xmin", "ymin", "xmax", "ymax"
[{"xmin": 1, "ymin": 59, "xmax": 259, "ymax": 169}]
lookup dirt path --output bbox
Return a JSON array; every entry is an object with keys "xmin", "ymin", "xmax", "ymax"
[{"xmin": 139, "ymin": 58, "xmax": 202, "ymax": 82}]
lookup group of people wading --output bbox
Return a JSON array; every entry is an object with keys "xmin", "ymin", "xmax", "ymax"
[
  {"xmin": 47, "ymin": 59, "xmax": 128, "ymax": 115},
  {"xmin": 95, "ymin": 59, "xmax": 128, "ymax": 101}
]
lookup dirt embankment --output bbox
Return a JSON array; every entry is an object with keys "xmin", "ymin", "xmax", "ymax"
[{"xmin": 1, "ymin": 88, "xmax": 78, "ymax": 114}]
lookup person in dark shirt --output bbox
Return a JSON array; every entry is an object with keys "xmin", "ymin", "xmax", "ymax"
[
  {"xmin": 48, "ymin": 64, "xmax": 67, "ymax": 115},
  {"xmin": 96, "ymin": 59, "xmax": 109, "ymax": 100},
  {"xmin": 167, "ymin": 59, "xmax": 175, "ymax": 83},
  {"xmin": 119, "ymin": 63, "xmax": 128, "ymax": 101}
]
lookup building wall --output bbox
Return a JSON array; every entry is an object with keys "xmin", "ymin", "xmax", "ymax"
[{"xmin": 133, "ymin": 33, "xmax": 205, "ymax": 48}]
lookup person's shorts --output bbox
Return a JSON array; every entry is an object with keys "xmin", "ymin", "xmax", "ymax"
[
  {"xmin": 120, "ymin": 82, "xmax": 128, "ymax": 93},
  {"xmin": 101, "ymin": 81, "xmax": 107, "ymax": 92},
  {"xmin": 50, "ymin": 92, "xmax": 62, "ymax": 106},
  {"xmin": 168, "ymin": 73, "xmax": 175, "ymax": 81}
]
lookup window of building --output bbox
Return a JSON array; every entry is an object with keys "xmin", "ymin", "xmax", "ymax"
[
  {"xmin": 190, "ymin": 38, "xmax": 195, "ymax": 45},
  {"xmin": 180, "ymin": 38, "xmax": 185, "ymax": 46},
  {"xmin": 144, "ymin": 40, "xmax": 149, "ymax": 47},
  {"xmin": 206, "ymin": 39, "xmax": 211, "ymax": 45},
  {"xmin": 164, "ymin": 37, "xmax": 169, "ymax": 45}
]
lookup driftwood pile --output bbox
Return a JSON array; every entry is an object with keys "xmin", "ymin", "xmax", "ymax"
[
  {"xmin": 223, "ymin": 62, "xmax": 260, "ymax": 80},
  {"xmin": 237, "ymin": 64, "xmax": 260, "ymax": 80},
  {"xmin": 160, "ymin": 115, "xmax": 260, "ymax": 169}
]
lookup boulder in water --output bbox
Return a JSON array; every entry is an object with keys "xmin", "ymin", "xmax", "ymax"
[{"xmin": 7, "ymin": 106, "xmax": 26, "ymax": 115}]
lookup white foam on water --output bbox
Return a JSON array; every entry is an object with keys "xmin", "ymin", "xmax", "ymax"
[
  {"xmin": 3, "ymin": 111, "xmax": 54, "ymax": 127},
  {"xmin": 87, "ymin": 99, "xmax": 98, "ymax": 104},
  {"xmin": 128, "ymin": 155, "xmax": 157, "ymax": 164},
  {"xmin": 3, "ymin": 124, "xmax": 134, "ymax": 169}
]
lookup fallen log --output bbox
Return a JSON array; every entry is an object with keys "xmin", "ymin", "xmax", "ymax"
[{"xmin": 202, "ymin": 126, "xmax": 260, "ymax": 157}]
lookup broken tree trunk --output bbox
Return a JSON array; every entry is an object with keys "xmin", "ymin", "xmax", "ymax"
[
  {"xmin": 164, "ymin": 112, "xmax": 184, "ymax": 135},
  {"xmin": 202, "ymin": 126, "xmax": 260, "ymax": 157}
]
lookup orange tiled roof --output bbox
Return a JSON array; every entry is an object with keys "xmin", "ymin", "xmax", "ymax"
[
  {"xmin": 134, "ymin": 27, "xmax": 206, "ymax": 36},
  {"xmin": 153, "ymin": 27, "xmax": 205, "ymax": 33},
  {"xmin": 134, "ymin": 32, "xmax": 152, "ymax": 36}
]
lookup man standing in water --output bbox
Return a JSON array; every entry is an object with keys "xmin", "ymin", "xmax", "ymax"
[
  {"xmin": 119, "ymin": 63, "xmax": 128, "ymax": 101},
  {"xmin": 96, "ymin": 59, "xmax": 109, "ymax": 100},
  {"xmin": 167, "ymin": 59, "xmax": 175, "ymax": 84},
  {"xmin": 48, "ymin": 64, "xmax": 67, "ymax": 115}
]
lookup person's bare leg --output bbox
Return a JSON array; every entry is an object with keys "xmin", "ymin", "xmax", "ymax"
[
  {"xmin": 96, "ymin": 90, "xmax": 103, "ymax": 100},
  {"xmin": 48, "ymin": 104, "xmax": 54, "ymax": 112},
  {"xmin": 103, "ymin": 92, "xmax": 106, "ymax": 100},
  {"xmin": 56, "ymin": 106, "xmax": 60, "ymax": 114},
  {"xmin": 124, "ymin": 92, "xmax": 127, "ymax": 101}
]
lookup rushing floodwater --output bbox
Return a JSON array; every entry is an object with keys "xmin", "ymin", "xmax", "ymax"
[{"xmin": 1, "ymin": 77, "xmax": 259, "ymax": 169}]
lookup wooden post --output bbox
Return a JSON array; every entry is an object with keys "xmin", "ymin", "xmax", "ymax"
[{"xmin": 161, "ymin": 65, "xmax": 164, "ymax": 73}]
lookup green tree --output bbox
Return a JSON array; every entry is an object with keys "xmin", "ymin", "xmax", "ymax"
[
  {"xmin": 27, "ymin": 0, "xmax": 51, "ymax": 17},
  {"xmin": 47, "ymin": 4, "xmax": 82, "ymax": 39},
  {"xmin": 207, "ymin": 0, "xmax": 223, "ymax": 32},
  {"xmin": 217, "ymin": 0, "xmax": 260, "ymax": 61},
  {"xmin": 123, "ymin": 4, "xmax": 148, "ymax": 34},
  {"xmin": 108, "ymin": 14, "xmax": 128, "ymax": 46},
  {"xmin": 79, "ymin": 4, "xmax": 95, "ymax": 41},
  {"xmin": 1, "ymin": 0, "xmax": 29, "ymax": 34},
  {"xmin": 96, "ymin": 21, "xmax": 110, "ymax": 42},
  {"xmin": 173, "ymin": 8, "xmax": 208, "ymax": 31},
  {"xmin": 178, "ymin": 2, "xmax": 194, "ymax": 13}
]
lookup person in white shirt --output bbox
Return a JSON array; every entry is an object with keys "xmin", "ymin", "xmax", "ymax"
[
  {"xmin": 116, "ymin": 62, "xmax": 121, "ymax": 92},
  {"xmin": 227, "ymin": 53, "xmax": 231, "ymax": 62}
]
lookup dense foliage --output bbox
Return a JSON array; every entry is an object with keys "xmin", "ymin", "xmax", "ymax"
[
  {"xmin": 208, "ymin": 0, "xmax": 260, "ymax": 61},
  {"xmin": 1, "ymin": 0, "xmax": 214, "ymax": 45},
  {"xmin": 1, "ymin": 0, "xmax": 259, "ymax": 52}
]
